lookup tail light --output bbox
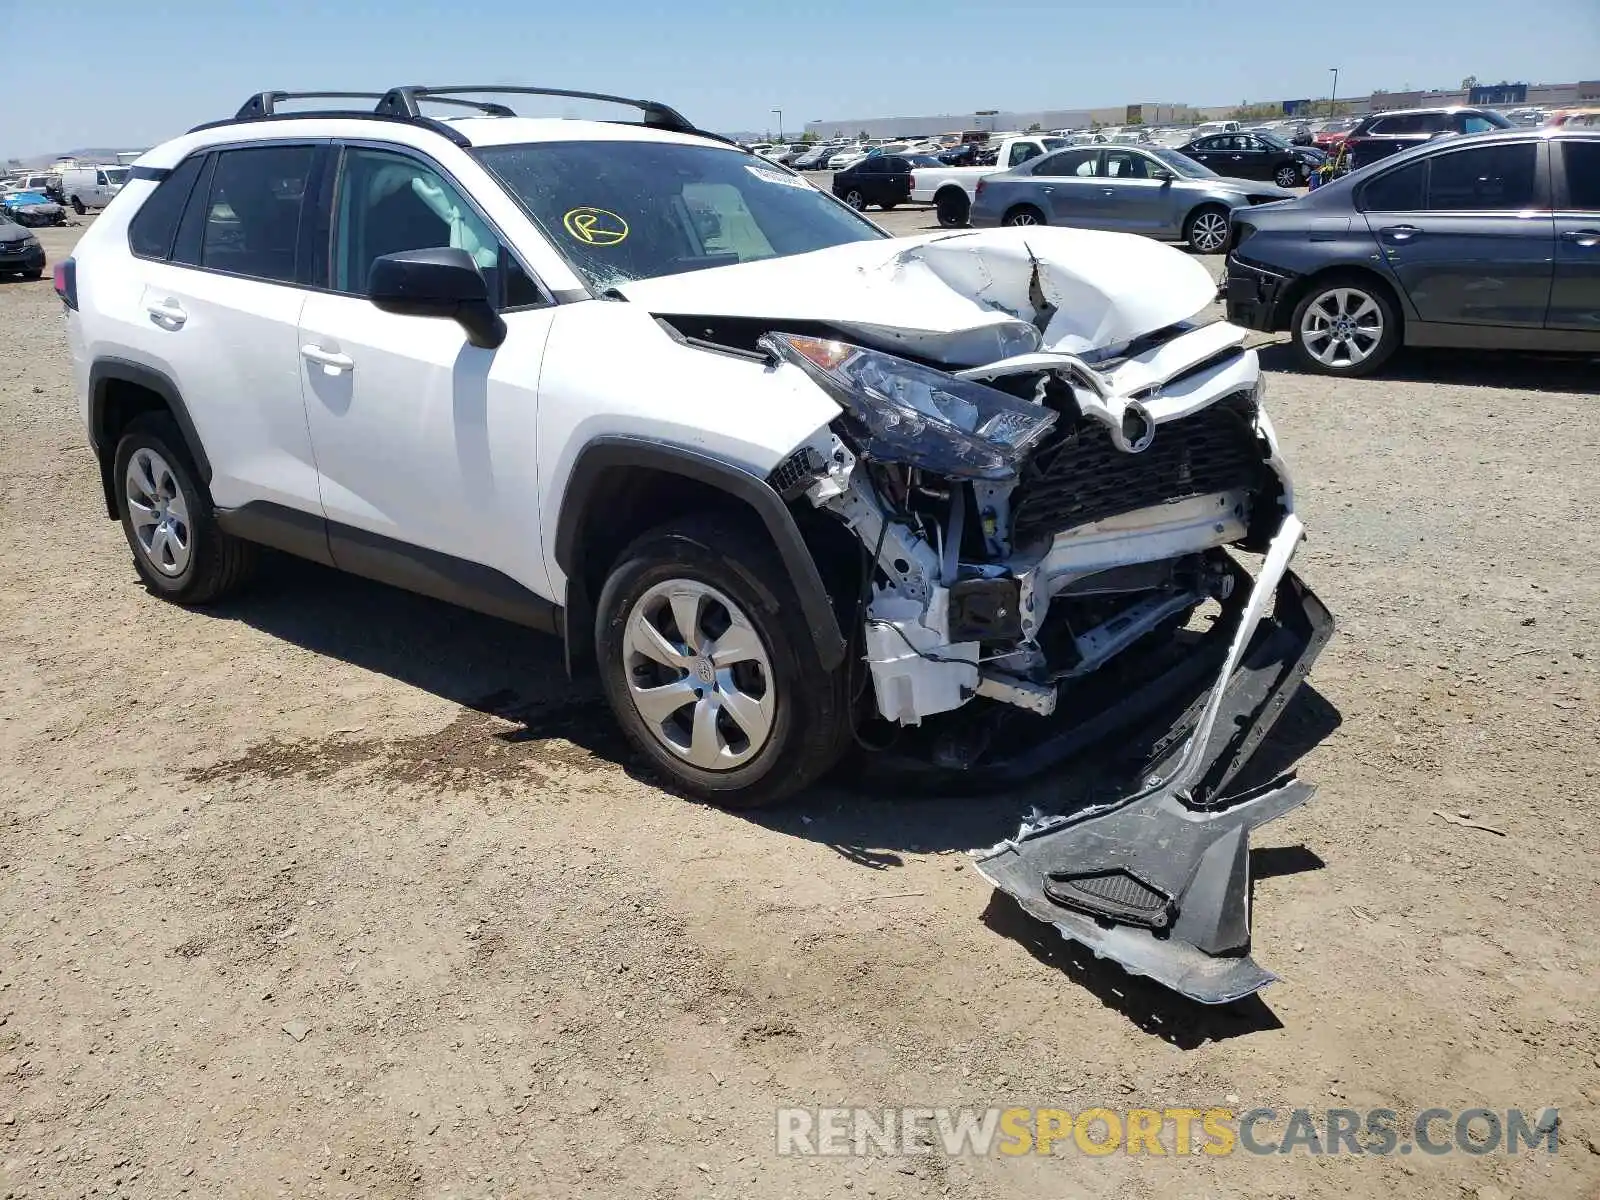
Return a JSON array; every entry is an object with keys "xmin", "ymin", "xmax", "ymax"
[
  {"xmin": 908, "ymin": 173, "xmax": 916, "ymax": 191},
  {"xmin": 53, "ymin": 258, "xmax": 77, "ymax": 310},
  {"xmin": 975, "ymin": 178, "xmax": 987, "ymax": 198}
]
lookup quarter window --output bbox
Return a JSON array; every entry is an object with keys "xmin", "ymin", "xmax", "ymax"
[
  {"xmin": 1425, "ymin": 143, "xmax": 1538, "ymax": 210},
  {"xmin": 128, "ymin": 154, "xmax": 206, "ymax": 260},
  {"xmin": 200, "ymin": 145, "xmax": 315, "ymax": 283}
]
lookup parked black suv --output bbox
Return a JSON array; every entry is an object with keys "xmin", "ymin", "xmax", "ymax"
[
  {"xmin": 1341, "ymin": 106, "xmax": 1513, "ymax": 172},
  {"xmin": 1224, "ymin": 127, "xmax": 1600, "ymax": 376}
]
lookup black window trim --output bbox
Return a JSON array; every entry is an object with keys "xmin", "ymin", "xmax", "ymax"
[
  {"xmin": 325, "ymin": 137, "xmax": 555, "ymax": 313},
  {"xmin": 1552, "ymin": 137, "xmax": 1600, "ymax": 210},
  {"xmin": 1357, "ymin": 138, "xmax": 1550, "ymax": 214},
  {"xmin": 126, "ymin": 137, "xmax": 331, "ymax": 288}
]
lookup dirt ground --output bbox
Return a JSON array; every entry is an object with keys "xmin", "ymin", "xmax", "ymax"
[{"xmin": 2, "ymin": 213, "xmax": 1598, "ymax": 1200}]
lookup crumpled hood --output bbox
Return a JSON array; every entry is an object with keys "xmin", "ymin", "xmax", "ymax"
[{"xmin": 615, "ymin": 226, "xmax": 1220, "ymax": 365}]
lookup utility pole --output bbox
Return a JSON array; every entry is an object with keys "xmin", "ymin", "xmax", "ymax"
[
  {"xmin": 1329, "ymin": 67, "xmax": 1340, "ymax": 119},
  {"xmin": 772, "ymin": 108, "xmax": 783, "ymax": 141}
]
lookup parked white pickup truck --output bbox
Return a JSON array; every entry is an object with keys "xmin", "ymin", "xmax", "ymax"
[{"xmin": 909, "ymin": 135, "xmax": 1067, "ymax": 227}]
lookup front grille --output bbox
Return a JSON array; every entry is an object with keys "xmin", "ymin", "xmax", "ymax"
[{"xmin": 1010, "ymin": 390, "xmax": 1267, "ymax": 546}]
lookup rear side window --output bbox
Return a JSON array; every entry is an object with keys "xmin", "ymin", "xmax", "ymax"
[
  {"xmin": 1035, "ymin": 149, "xmax": 1099, "ymax": 176},
  {"xmin": 200, "ymin": 145, "xmax": 315, "ymax": 283},
  {"xmin": 1563, "ymin": 140, "xmax": 1600, "ymax": 209},
  {"xmin": 1425, "ymin": 143, "xmax": 1538, "ymax": 210},
  {"xmin": 128, "ymin": 155, "xmax": 206, "ymax": 260},
  {"xmin": 1370, "ymin": 114, "xmax": 1429, "ymax": 135},
  {"xmin": 1360, "ymin": 160, "xmax": 1426, "ymax": 211}
]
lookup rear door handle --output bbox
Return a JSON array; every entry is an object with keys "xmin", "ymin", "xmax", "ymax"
[
  {"xmin": 300, "ymin": 344, "xmax": 354, "ymax": 373},
  {"xmin": 1040, "ymin": 185, "xmax": 1054, "ymax": 194},
  {"xmin": 146, "ymin": 301, "xmax": 187, "ymax": 328},
  {"xmin": 1380, "ymin": 224, "xmax": 1420, "ymax": 242},
  {"xmin": 1561, "ymin": 228, "xmax": 1600, "ymax": 247},
  {"xmin": 1101, "ymin": 187, "xmax": 1116, "ymax": 195}
]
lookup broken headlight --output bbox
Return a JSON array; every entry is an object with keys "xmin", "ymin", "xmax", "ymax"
[{"xmin": 762, "ymin": 333, "xmax": 1057, "ymax": 481}]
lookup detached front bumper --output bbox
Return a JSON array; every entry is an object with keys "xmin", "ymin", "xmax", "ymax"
[
  {"xmin": 972, "ymin": 515, "xmax": 1334, "ymax": 1004},
  {"xmin": 1224, "ymin": 256, "xmax": 1292, "ymax": 332},
  {"xmin": 0, "ymin": 244, "xmax": 45, "ymax": 272}
]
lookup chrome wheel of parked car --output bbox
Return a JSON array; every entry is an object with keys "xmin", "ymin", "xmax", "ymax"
[
  {"xmin": 1288, "ymin": 277, "xmax": 1402, "ymax": 376},
  {"xmin": 1275, "ymin": 164, "xmax": 1301, "ymax": 188},
  {"xmin": 1004, "ymin": 206, "xmax": 1045, "ymax": 227},
  {"xmin": 844, "ymin": 189, "xmax": 866, "ymax": 210},
  {"xmin": 622, "ymin": 578, "xmax": 777, "ymax": 771},
  {"xmin": 1185, "ymin": 208, "xmax": 1230, "ymax": 253},
  {"xmin": 125, "ymin": 447, "xmax": 192, "ymax": 577}
]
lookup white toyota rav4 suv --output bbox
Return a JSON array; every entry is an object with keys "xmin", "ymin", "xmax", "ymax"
[{"xmin": 63, "ymin": 86, "xmax": 1334, "ymax": 1004}]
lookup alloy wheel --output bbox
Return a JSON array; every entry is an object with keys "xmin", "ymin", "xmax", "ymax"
[
  {"xmin": 1006, "ymin": 209, "xmax": 1042, "ymax": 227},
  {"xmin": 1275, "ymin": 165, "xmax": 1301, "ymax": 188},
  {"xmin": 622, "ymin": 579, "xmax": 776, "ymax": 771},
  {"xmin": 1299, "ymin": 287, "xmax": 1385, "ymax": 370},
  {"xmin": 845, "ymin": 189, "xmax": 866, "ymax": 210},
  {"xmin": 125, "ymin": 447, "xmax": 192, "ymax": 577},
  {"xmin": 1189, "ymin": 211, "xmax": 1229, "ymax": 252}
]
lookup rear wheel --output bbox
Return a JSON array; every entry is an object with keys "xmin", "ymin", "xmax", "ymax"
[
  {"xmin": 1289, "ymin": 275, "xmax": 1401, "ymax": 376},
  {"xmin": 1003, "ymin": 205, "xmax": 1046, "ymax": 227},
  {"xmin": 935, "ymin": 189, "xmax": 970, "ymax": 227},
  {"xmin": 879, "ymin": 201, "xmax": 899, "ymax": 211},
  {"xmin": 1184, "ymin": 205, "xmax": 1231, "ymax": 253},
  {"xmin": 1274, "ymin": 163, "xmax": 1301, "ymax": 189},
  {"xmin": 114, "ymin": 413, "xmax": 257, "ymax": 603},
  {"xmin": 70, "ymin": 196, "xmax": 85, "ymax": 216},
  {"xmin": 595, "ymin": 514, "xmax": 854, "ymax": 808}
]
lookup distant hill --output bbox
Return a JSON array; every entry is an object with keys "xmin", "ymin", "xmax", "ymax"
[{"xmin": 8, "ymin": 147, "xmax": 146, "ymax": 169}]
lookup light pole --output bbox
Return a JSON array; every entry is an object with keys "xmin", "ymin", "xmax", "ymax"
[
  {"xmin": 772, "ymin": 108, "xmax": 783, "ymax": 141},
  {"xmin": 1328, "ymin": 68, "xmax": 1339, "ymax": 119}
]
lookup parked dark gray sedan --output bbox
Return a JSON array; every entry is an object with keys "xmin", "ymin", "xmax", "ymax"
[
  {"xmin": 1226, "ymin": 127, "xmax": 1600, "ymax": 375},
  {"xmin": 968, "ymin": 145, "xmax": 1295, "ymax": 253}
]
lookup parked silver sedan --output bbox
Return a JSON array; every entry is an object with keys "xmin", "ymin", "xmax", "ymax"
[{"xmin": 969, "ymin": 145, "xmax": 1294, "ymax": 253}]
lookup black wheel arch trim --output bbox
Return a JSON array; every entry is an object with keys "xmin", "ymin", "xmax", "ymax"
[
  {"xmin": 89, "ymin": 357, "xmax": 212, "ymax": 519},
  {"xmin": 553, "ymin": 435, "xmax": 848, "ymax": 674}
]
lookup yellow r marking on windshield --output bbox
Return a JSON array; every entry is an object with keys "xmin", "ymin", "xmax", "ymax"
[{"xmin": 562, "ymin": 207, "xmax": 629, "ymax": 245}]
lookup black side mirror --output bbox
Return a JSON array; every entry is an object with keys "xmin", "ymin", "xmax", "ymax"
[
  {"xmin": 1152, "ymin": 168, "xmax": 1176, "ymax": 181},
  {"xmin": 368, "ymin": 247, "xmax": 506, "ymax": 350}
]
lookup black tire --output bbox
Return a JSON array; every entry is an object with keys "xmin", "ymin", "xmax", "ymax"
[
  {"xmin": 1002, "ymin": 205, "xmax": 1046, "ymax": 227},
  {"xmin": 879, "ymin": 201, "xmax": 899, "ymax": 211},
  {"xmin": 1183, "ymin": 204, "xmax": 1231, "ymax": 254},
  {"xmin": 843, "ymin": 188, "xmax": 867, "ymax": 210},
  {"xmin": 595, "ymin": 513, "xmax": 854, "ymax": 808},
  {"xmin": 70, "ymin": 196, "xmax": 85, "ymax": 216},
  {"xmin": 113, "ymin": 413, "xmax": 256, "ymax": 604},
  {"xmin": 1288, "ymin": 273, "xmax": 1402, "ymax": 378},
  {"xmin": 1274, "ymin": 163, "xmax": 1301, "ymax": 189},
  {"xmin": 21, "ymin": 268, "xmax": 42, "ymax": 281},
  {"xmin": 935, "ymin": 189, "xmax": 970, "ymax": 228}
]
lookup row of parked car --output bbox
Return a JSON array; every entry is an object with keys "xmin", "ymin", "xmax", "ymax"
[
  {"xmin": 806, "ymin": 112, "xmax": 1599, "ymax": 379},
  {"xmin": 0, "ymin": 164, "xmax": 129, "ymax": 228}
]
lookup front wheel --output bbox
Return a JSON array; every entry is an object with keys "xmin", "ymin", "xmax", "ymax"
[
  {"xmin": 21, "ymin": 268, "xmax": 42, "ymax": 280},
  {"xmin": 843, "ymin": 189, "xmax": 866, "ymax": 210},
  {"xmin": 1184, "ymin": 206, "xmax": 1230, "ymax": 254},
  {"xmin": 595, "ymin": 514, "xmax": 854, "ymax": 808},
  {"xmin": 1274, "ymin": 164, "xmax": 1301, "ymax": 189},
  {"xmin": 879, "ymin": 201, "xmax": 899, "ymax": 211},
  {"xmin": 70, "ymin": 196, "xmax": 86, "ymax": 216},
  {"xmin": 1289, "ymin": 277, "xmax": 1401, "ymax": 376}
]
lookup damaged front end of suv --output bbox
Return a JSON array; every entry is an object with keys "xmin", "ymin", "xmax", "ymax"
[{"xmin": 751, "ymin": 229, "xmax": 1334, "ymax": 1005}]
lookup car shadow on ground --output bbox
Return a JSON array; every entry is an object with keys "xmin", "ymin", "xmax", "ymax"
[
  {"xmin": 1258, "ymin": 341, "xmax": 1600, "ymax": 395},
  {"xmin": 205, "ymin": 551, "xmax": 1338, "ymax": 1037}
]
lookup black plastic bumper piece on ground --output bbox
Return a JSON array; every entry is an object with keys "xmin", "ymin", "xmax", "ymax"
[{"xmin": 973, "ymin": 569, "xmax": 1334, "ymax": 1005}]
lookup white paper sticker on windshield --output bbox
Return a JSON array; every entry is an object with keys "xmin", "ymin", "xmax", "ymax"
[{"xmin": 745, "ymin": 163, "xmax": 810, "ymax": 189}]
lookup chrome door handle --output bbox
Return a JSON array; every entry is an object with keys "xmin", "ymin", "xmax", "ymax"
[
  {"xmin": 146, "ymin": 301, "xmax": 187, "ymax": 328},
  {"xmin": 1380, "ymin": 224, "xmax": 1420, "ymax": 242},
  {"xmin": 300, "ymin": 344, "xmax": 354, "ymax": 373},
  {"xmin": 1101, "ymin": 188, "xmax": 1116, "ymax": 195},
  {"xmin": 1561, "ymin": 228, "xmax": 1600, "ymax": 247},
  {"xmin": 1041, "ymin": 186, "xmax": 1054, "ymax": 194}
]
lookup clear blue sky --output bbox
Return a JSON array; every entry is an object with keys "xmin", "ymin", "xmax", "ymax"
[{"xmin": 6, "ymin": 0, "xmax": 1597, "ymax": 158}]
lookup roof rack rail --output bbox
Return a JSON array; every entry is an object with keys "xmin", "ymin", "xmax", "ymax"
[
  {"xmin": 375, "ymin": 85, "xmax": 697, "ymax": 133},
  {"xmin": 235, "ymin": 91, "xmax": 387, "ymax": 119}
]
